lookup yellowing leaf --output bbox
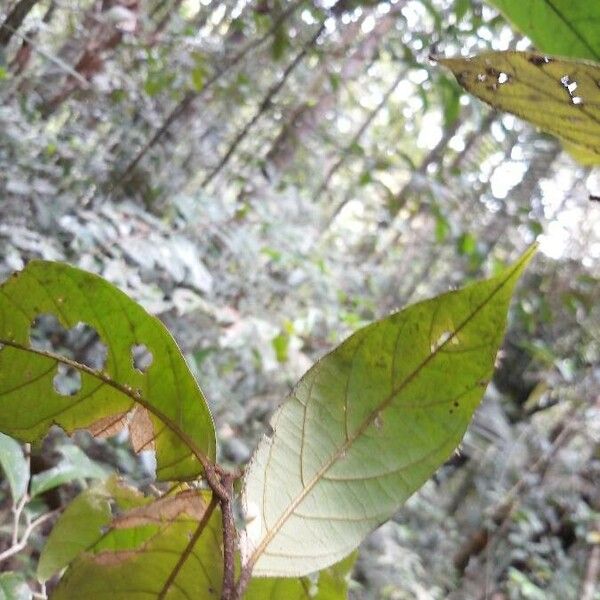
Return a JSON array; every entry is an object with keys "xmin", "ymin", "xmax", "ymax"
[
  {"xmin": 0, "ymin": 261, "xmax": 216, "ymax": 481},
  {"xmin": 37, "ymin": 477, "xmax": 144, "ymax": 581},
  {"xmin": 241, "ymin": 247, "xmax": 535, "ymax": 577},
  {"xmin": 46, "ymin": 482, "xmax": 223, "ymax": 599},
  {"xmin": 441, "ymin": 51, "xmax": 600, "ymax": 163}
]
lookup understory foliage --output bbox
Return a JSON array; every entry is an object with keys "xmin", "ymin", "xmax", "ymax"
[{"xmin": 0, "ymin": 0, "xmax": 599, "ymax": 599}]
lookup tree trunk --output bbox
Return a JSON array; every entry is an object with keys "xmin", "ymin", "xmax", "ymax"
[{"xmin": 0, "ymin": 0, "xmax": 40, "ymax": 47}]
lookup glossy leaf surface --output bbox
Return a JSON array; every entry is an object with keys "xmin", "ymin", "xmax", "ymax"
[{"xmin": 241, "ymin": 247, "xmax": 535, "ymax": 576}]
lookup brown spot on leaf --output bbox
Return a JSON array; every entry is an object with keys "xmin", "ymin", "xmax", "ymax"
[
  {"xmin": 528, "ymin": 54, "xmax": 552, "ymax": 66},
  {"xmin": 91, "ymin": 550, "xmax": 138, "ymax": 566},
  {"xmin": 113, "ymin": 489, "xmax": 208, "ymax": 528},
  {"xmin": 89, "ymin": 412, "xmax": 129, "ymax": 438},
  {"xmin": 130, "ymin": 406, "xmax": 155, "ymax": 452}
]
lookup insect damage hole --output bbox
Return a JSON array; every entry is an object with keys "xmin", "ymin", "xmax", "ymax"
[
  {"xmin": 560, "ymin": 75, "xmax": 582, "ymax": 104},
  {"xmin": 430, "ymin": 330, "xmax": 460, "ymax": 353},
  {"xmin": 30, "ymin": 314, "xmax": 107, "ymax": 370},
  {"xmin": 131, "ymin": 344, "xmax": 153, "ymax": 373},
  {"xmin": 53, "ymin": 363, "xmax": 82, "ymax": 396}
]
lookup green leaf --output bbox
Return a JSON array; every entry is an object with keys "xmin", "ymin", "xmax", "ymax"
[
  {"xmin": 454, "ymin": 0, "xmax": 471, "ymax": 22},
  {"xmin": 30, "ymin": 444, "xmax": 109, "ymax": 498},
  {"xmin": 0, "ymin": 573, "xmax": 31, "ymax": 600},
  {"xmin": 241, "ymin": 247, "xmax": 536, "ymax": 577},
  {"xmin": 271, "ymin": 26, "xmax": 290, "ymax": 61},
  {"xmin": 246, "ymin": 577, "xmax": 313, "ymax": 599},
  {"xmin": 272, "ymin": 332, "xmax": 290, "ymax": 363},
  {"xmin": 38, "ymin": 477, "xmax": 143, "ymax": 581},
  {"xmin": 311, "ymin": 552, "xmax": 357, "ymax": 599},
  {"xmin": 457, "ymin": 232, "xmax": 477, "ymax": 256},
  {"xmin": 245, "ymin": 552, "xmax": 357, "ymax": 599},
  {"xmin": 191, "ymin": 65, "xmax": 205, "ymax": 92},
  {"xmin": 438, "ymin": 74, "xmax": 462, "ymax": 128},
  {"xmin": 433, "ymin": 210, "xmax": 450, "ymax": 243},
  {"xmin": 51, "ymin": 484, "xmax": 222, "ymax": 599},
  {"xmin": 0, "ymin": 433, "xmax": 29, "ymax": 503},
  {"xmin": 0, "ymin": 261, "xmax": 216, "ymax": 481},
  {"xmin": 441, "ymin": 51, "xmax": 600, "ymax": 163},
  {"xmin": 487, "ymin": 0, "xmax": 600, "ymax": 61}
]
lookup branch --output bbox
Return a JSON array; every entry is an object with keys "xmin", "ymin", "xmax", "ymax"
[
  {"xmin": 453, "ymin": 406, "xmax": 580, "ymax": 574},
  {"xmin": 200, "ymin": 20, "xmax": 326, "ymax": 188},
  {"xmin": 581, "ymin": 543, "xmax": 600, "ymax": 600},
  {"xmin": 0, "ymin": 509, "xmax": 58, "ymax": 564},
  {"xmin": 218, "ymin": 471, "xmax": 237, "ymax": 600},
  {"xmin": 1, "ymin": 23, "xmax": 89, "ymax": 86},
  {"xmin": 314, "ymin": 67, "xmax": 406, "ymax": 205},
  {"xmin": 370, "ymin": 115, "xmax": 462, "ymax": 263},
  {"xmin": 117, "ymin": 0, "xmax": 306, "ymax": 183},
  {"xmin": 0, "ymin": 0, "xmax": 40, "ymax": 47}
]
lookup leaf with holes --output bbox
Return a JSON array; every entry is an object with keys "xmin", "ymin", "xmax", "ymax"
[
  {"xmin": 488, "ymin": 0, "xmax": 600, "ymax": 61},
  {"xmin": 48, "ymin": 482, "xmax": 223, "ymax": 599},
  {"xmin": 0, "ymin": 261, "xmax": 216, "ymax": 481},
  {"xmin": 241, "ymin": 246, "xmax": 535, "ymax": 577},
  {"xmin": 441, "ymin": 51, "xmax": 600, "ymax": 163}
]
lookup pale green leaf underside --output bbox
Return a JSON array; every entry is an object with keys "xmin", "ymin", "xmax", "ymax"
[
  {"xmin": 441, "ymin": 51, "xmax": 600, "ymax": 162},
  {"xmin": 488, "ymin": 0, "xmax": 600, "ymax": 61},
  {"xmin": 0, "ymin": 261, "xmax": 215, "ymax": 481},
  {"xmin": 0, "ymin": 433, "xmax": 29, "ymax": 503},
  {"xmin": 242, "ymin": 247, "xmax": 535, "ymax": 577}
]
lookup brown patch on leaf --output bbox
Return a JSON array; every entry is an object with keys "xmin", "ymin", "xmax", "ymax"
[
  {"xmin": 91, "ymin": 550, "xmax": 138, "ymax": 566},
  {"xmin": 130, "ymin": 406, "xmax": 156, "ymax": 452},
  {"xmin": 113, "ymin": 489, "xmax": 207, "ymax": 528},
  {"xmin": 89, "ymin": 412, "xmax": 129, "ymax": 438}
]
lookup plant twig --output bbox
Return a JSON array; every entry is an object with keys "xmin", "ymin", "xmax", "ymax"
[
  {"xmin": 581, "ymin": 537, "xmax": 600, "ymax": 600},
  {"xmin": 0, "ymin": 509, "xmax": 59, "ymax": 564},
  {"xmin": 313, "ymin": 68, "xmax": 405, "ymax": 203},
  {"xmin": 118, "ymin": 0, "xmax": 306, "ymax": 183},
  {"xmin": 0, "ymin": 0, "xmax": 40, "ymax": 47},
  {"xmin": 218, "ymin": 470, "xmax": 237, "ymax": 600},
  {"xmin": 200, "ymin": 20, "xmax": 326, "ymax": 188},
  {"xmin": 0, "ymin": 23, "xmax": 90, "ymax": 86}
]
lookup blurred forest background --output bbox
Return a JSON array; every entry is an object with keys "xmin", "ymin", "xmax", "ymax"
[{"xmin": 0, "ymin": 0, "xmax": 599, "ymax": 598}]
